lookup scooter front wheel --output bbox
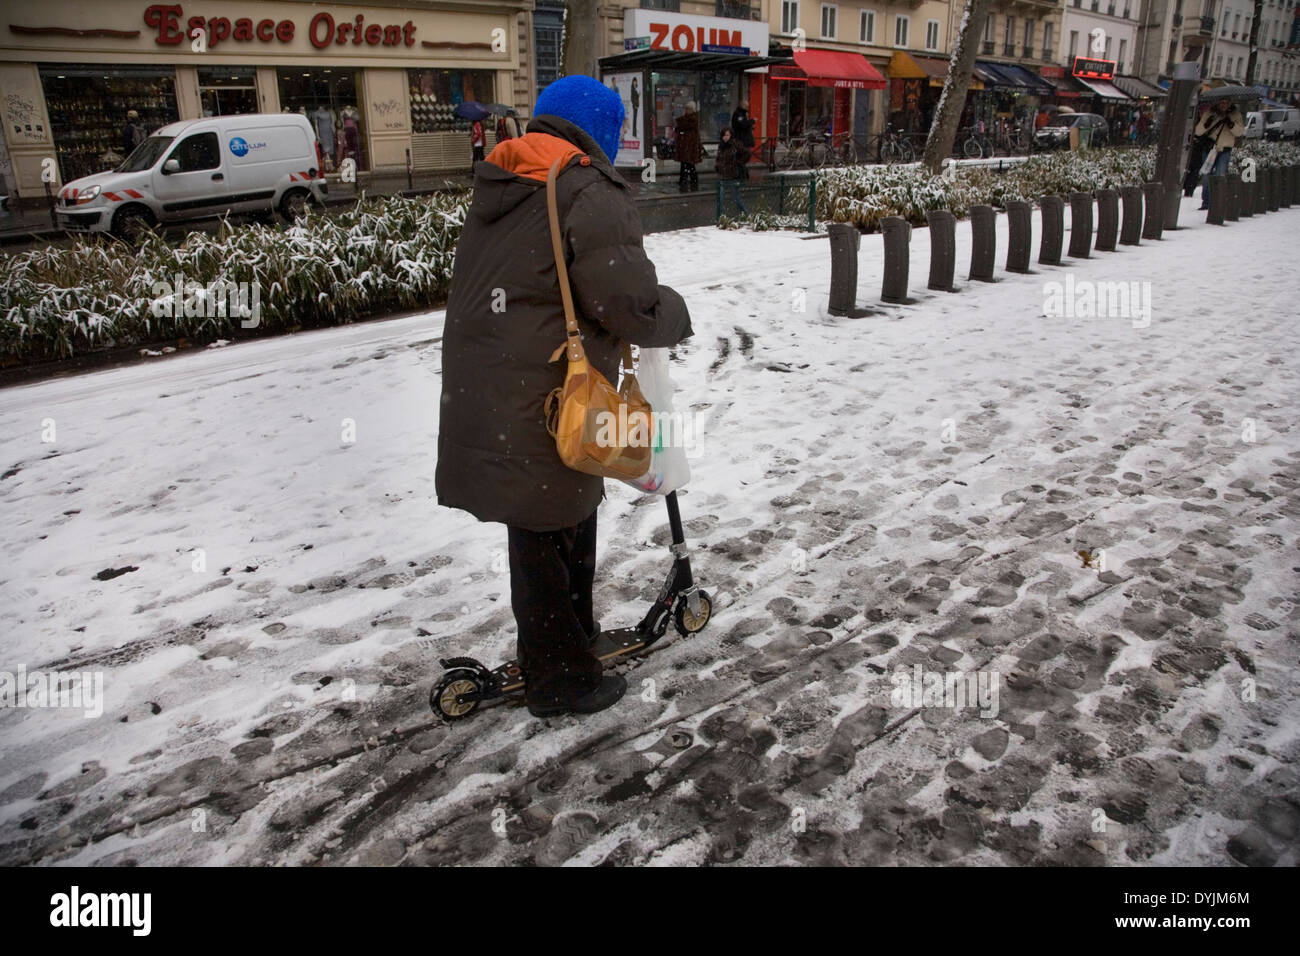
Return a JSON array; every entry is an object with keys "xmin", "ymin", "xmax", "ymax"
[
  {"xmin": 675, "ymin": 591, "xmax": 713, "ymax": 636},
  {"xmin": 431, "ymin": 669, "xmax": 483, "ymax": 721}
]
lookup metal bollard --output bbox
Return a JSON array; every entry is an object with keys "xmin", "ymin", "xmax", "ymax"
[
  {"xmin": 1290, "ymin": 166, "xmax": 1300, "ymax": 208},
  {"xmin": 926, "ymin": 210, "xmax": 957, "ymax": 292},
  {"xmin": 1038, "ymin": 195, "xmax": 1064, "ymax": 266},
  {"xmin": 1119, "ymin": 185, "xmax": 1143, "ymax": 245},
  {"xmin": 968, "ymin": 204, "xmax": 997, "ymax": 282},
  {"xmin": 1206, "ymin": 174, "xmax": 1226, "ymax": 225},
  {"xmin": 1225, "ymin": 173, "xmax": 1241, "ymax": 222},
  {"xmin": 1005, "ymin": 200, "xmax": 1032, "ymax": 273},
  {"xmin": 1280, "ymin": 164, "xmax": 1292, "ymax": 208},
  {"xmin": 1255, "ymin": 167, "xmax": 1269, "ymax": 215},
  {"xmin": 1141, "ymin": 182, "xmax": 1164, "ymax": 239},
  {"xmin": 1239, "ymin": 176, "xmax": 1255, "ymax": 218},
  {"xmin": 827, "ymin": 222, "xmax": 864, "ymax": 317},
  {"xmin": 1094, "ymin": 189, "xmax": 1119, "ymax": 251},
  {"xmin": 1068, "ymin": 192, "xmax": 1093, "ymax": 258},
  {"xmin": 1268, "ymin": 164, "xmax": 1282, "ymax": 211},
  {"xmin": 880, "ymin": 216, "xmax": 912, "ymax": 304}
]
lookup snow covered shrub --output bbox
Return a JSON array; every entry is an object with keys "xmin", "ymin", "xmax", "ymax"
[
  {"xmin": 816, "ymin": 150, "xmax": 1156, "ymax": 228},
  {"xmin": 1233, "ymin": 140, "xmax": 1300, "ymax": 170},
  {"xmin": 0, "ymin": 192, "xmax": 468, "ymax": 363}
]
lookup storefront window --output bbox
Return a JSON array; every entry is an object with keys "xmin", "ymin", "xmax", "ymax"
[
  {"xmin": 407, "ymin": 69, "xmax": 497, "ymax": 133},
  {"xmin": 39, "ymin": 64, "xmax": 179, "ymax": 182},
  {"xmin": 651, "ymin": 71, "xmax": 697, "ymax": 147},
  {"xmin": 277, "ymin": 68, "xmax": 365, "ymax": 172},
  {"xmin": 784, "ymin": 84, "xmax": 834, "ymax": 138},
  {"xmin": 198, "ymin": 67, "xmax": 257, "ymax": 117}
]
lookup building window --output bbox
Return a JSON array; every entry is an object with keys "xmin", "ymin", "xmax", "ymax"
[
  {"xmin": 984, "ymin": 14, "xmax": 995, "ymax": 44},
  {"xmin": 895, "ymin": 15, "xmax": 909, "ymax": 47},
  {"xmin": 716, "ymin": 1, "xmax": 751, "ymax": 17},
  {"xmin": 1023, "ymin": 19, "xmax": 1033, "ymax": 56},
  {"xmin": 1118, "ymin": 38, "xmax": 1127, "ymax": 72},
  {"xmin": 926, "ymin": 20, "xmax": 940, "ymax": 50},
  {"xmin": 1069, "ymin": 30, "xmax": 1078, "ymax": 59},
  {"xmin": 821, "ymin": 4, "xmax": 837, "ymax": 38},
  {"xmin": 279, "ymin": 68, "xmax": 368, "ymax": 171},
  {"xmin": 1124, "ymin": 1, "xmax": 1131, "ymax": 16},
  {"xmin": 861, "ymin": 9, "xmax": 875, "ymax": 43},
  {"xmin": 1004, "ymin": 16, "xmax": 1015, "ymax": 47},
  {"xmin": 639, "ymin": 0, "xmax": 680, "ymax": 9},
  {"xmin": 1043, "ymin": 23, "xmax": 1054, "ymax": 59},
  {"xmin": 197, "ymin": 67, "xmax": 257, "ymax": 117},
  {"xmin": 782, "ymin": 0, "xmax": 800, "ymax": 34},
  {"xmin": 1215, "ymin": 53, "xmax": 1223, "ymax": 75}
]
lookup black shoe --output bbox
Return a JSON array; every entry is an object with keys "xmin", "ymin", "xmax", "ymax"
[{"xmin": 527, "ymin": 675, "xmax": 627, "ymax": 718}]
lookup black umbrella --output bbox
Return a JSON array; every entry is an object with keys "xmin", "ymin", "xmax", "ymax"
[
  {"xmin": 453, "ymin": 101, "xmax": 491, "ymax": 121},
  {"xmin": 1200, "ymin": 85, "xmax": 1261, "ymax": 103},
  {"xmin": 483, "ymin": 103, "xmax": 516, "ymax": 116}
]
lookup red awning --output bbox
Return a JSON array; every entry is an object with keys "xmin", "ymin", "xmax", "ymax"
[{"xmin": 791, "ymin": 50, "xmax": 887, "ymax": 90}]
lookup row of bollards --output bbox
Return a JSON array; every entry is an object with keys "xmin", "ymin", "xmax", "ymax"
[{"xmin": 826, "ymin": 163, "xmax": 1300, "ymax": 315}]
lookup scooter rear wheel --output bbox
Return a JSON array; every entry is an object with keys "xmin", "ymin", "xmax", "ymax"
[
  {"xmin": 431, "ymin": 669, "xmax": 483, "ymax": 721},
  {"xmin": 675, "ymin": 591, "xmax": 713, "ymax": 636}
]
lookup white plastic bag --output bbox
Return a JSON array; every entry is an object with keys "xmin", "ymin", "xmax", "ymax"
[
  {"xmin": 1198, "ymin": 146, "xmax": 1219, "ymax": 177},
  {"xmin": 622, "ymin": 347, "xmax": 691, "ymax": 495}
]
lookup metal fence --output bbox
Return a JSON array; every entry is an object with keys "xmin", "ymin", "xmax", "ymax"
[{"xmin": 715, "ymin": 172, "xmax": 818, "ymax": 232}]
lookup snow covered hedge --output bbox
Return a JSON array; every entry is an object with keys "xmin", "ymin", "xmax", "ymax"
[
  {"xmin": 0, "ymin": 192, "xmax": 468, "ymax": 363},
  {"xmin": 1232, "ymin": 140, "xmax": 1300, "ymax": 171},
  {"xmin": 816, "ymin": 149, "xmax": 1157, "ymax": 228}
]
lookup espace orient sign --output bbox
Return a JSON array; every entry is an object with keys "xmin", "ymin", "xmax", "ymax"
[
  {"xmin": 622, "ymin": 10, "xmax": 768, "ymax": 57},
  {"xmin": 143, "ymin": 4, "xmax": 418, "ymax": 48}
]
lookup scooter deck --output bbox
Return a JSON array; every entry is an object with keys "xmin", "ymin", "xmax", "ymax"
[{"xmin": 493, "ymin": 627, "xmax": 651, "ymax": 695}]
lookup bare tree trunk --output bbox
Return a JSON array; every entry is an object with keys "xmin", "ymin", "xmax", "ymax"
[
  {"xmin": 563, "ymin": 0, "xmax": 601, "ymax": 79},
  {"xmin": 1245, "ymin": 0, "xmax": 1265, "ymax": 89},
  {"xmin": 921, "ymin": 0, "xmax": 993, "ymax": 175}
]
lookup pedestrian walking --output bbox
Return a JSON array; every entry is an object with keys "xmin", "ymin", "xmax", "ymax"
[
  {"xmin": 1194, "ymin": 99, "xmax": 1244, "ymax": 209},
  {"xmin": 470, "ymin": 117, "xmax": 486, "ymax": 164},
  {"xmin": 675, "ymin": 101, "xmax": 703, "ymax": 193},
  {"xmin": 435, "ymin": 74, "xmax": 694, "ymax": 719},
  {"xmin": 123, "ymin": 110, "xmax": 146, "ymax": 154},
  {"xmin": 730, "ymin": 98, "xmax": 756, "ymax": 162}
]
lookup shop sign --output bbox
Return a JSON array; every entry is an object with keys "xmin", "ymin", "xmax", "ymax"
[
  {"xmin": 624, "ymin": 36, "xmax": 651, "ymax": 51},
  {"xmin": 142, "ymin": 5, "xmax": 418, "ymax": 49},
  {"xmin": 701, "ymin": 44, "xmax": 749, "ymax": 55},
  {"xmin": 1072, "ymin": 57, "xmax": 1115, "ymax": 80},
  {"xmin": 623, "ymin": 10, "xmax": 768, "ymax": 57}
]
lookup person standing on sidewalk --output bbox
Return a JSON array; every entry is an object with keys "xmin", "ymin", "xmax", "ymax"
[
  {"xmin": 123, "ymin": 110, "xmax": 146, "ymax": 154},
  {"xmin": 714, "ymin": 126, "xmax": 748, "ymax": 216},
  {"xmin": 470, "ymin": 117, "xmax": 486, "ymax": 164},
  {"xmin": 731, "ymin": 99, "xmax": 756, "ymax": 163},
  {"xmin": 1195, "ymin": 99, "xmax": 1244, "ymax": 210},
  {"xmin": 436, "ymin": 75, "xmax": 693, "ymax": 718},
  {"xmin": 675, "ymin": 102, "xmax": 703, "ymax": 193}
]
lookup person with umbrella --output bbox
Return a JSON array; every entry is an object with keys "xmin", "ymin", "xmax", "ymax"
[
  {"xmin": 456, "ymin": 101, "xmax": 491, "ymax": 164},
  {"xmin": 1193, "ymin": 96, "xmax": 1245, "ymax": 210}
]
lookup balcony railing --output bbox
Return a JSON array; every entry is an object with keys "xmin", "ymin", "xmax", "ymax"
[
  {"xmin": 983, "ymin": 41, "xmax": 995, "ymax": 54},
  {"xmin": 1004, "ymin": 42, "xmax": 1015, "ymax": 55},
  {"xmin": 1199, "ymin": 15, "xmax": 1215, "ymax": 33},
  {"xmin": 1042, "ymin": 47, "xmax": 1054, "ymax": 61},
  {"xmin": 1023, "ymin": 44, "xmax": 1034, "ymax": 57}
]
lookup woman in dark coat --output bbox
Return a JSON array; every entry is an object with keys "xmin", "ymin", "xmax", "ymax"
[
  {"xmin": 436, "ymin": 76, "xmax": 693, "ymax": 718},
  {"xmin": 714, "ymin": 127, "xmax": 748, "ymax": 216},
  {"xmin": 675, "ymin": 102, "xmax": 704, "ymax": 192}
]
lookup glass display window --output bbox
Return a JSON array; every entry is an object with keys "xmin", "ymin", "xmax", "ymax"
[
  {"xmin": 39, "ymin": 64, "xmax": 180, "ymax": 182},
  {"xmin": 198, "ymin": 67, "xmax": 258, "ymax": 117},
  {"xmin": 276, "ymin": 67, "xmax": 366, "ymax": 172},
  {"xmin": 407, "ymin": 69, "xmax": 497, "ymax": 133}
]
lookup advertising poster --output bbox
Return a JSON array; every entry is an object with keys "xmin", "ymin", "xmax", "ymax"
[{"xmin": 606, "ymin": 72, "xmax": 643, "ymax": 168}]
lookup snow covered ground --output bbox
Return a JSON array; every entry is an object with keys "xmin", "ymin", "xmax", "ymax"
[{"xmin": 1, "ymin": 196, "xmax": 1296, "ymax": 866}]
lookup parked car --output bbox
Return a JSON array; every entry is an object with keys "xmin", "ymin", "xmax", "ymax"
[
  {"xmin": 1262, "ymin": 107, "xmax": 1300, "ymax": 140},
  {"xmin": 55, "ymin": 113, "xmax": 328, "ymax": 239},
  {"xmin": 1243, "ymin": 111, "xmax": 1266, "ymax": 140},
  {"xmin": 1034, "ymin": 112, "xmax": 1110, "ymax": 150}
]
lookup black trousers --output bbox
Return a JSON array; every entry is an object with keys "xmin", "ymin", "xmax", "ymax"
[{"xmin": 507, "ymin": 509, "xmax": 602, "ymax": 705}]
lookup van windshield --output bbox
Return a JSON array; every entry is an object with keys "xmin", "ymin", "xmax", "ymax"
[
  {"xmin": 117, "ymin": 136, "xmax": 174, "ymax": 173},
  {"xmin": 1046, "ymin": 115, "xmax": 1084, "ymax": 128}
]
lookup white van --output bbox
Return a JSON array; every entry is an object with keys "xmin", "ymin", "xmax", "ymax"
[
  {"xmin": 55, "ymin": 113, "xmax": 328, "ymax": 238},
  {"xmin": 1263, "ymin": 107, "xmax": 1300, "ymax": 141},
  {"xmin": 1244, "ymin": 111, "xmax": 1266, "ymax": 140}
]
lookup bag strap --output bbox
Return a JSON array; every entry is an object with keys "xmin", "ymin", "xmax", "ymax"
[
  {"xmin": 545, "ymin": 156, "xmax": 636, "ymax": 377},
  {"xmin": 546, "ymin": 157, "xmax": 586, "ymax": 364}
]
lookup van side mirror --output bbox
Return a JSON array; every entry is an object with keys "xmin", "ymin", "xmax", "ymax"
[{"xmin": 163, "ymin": 158, "xmax": 181, "ymax": 174}]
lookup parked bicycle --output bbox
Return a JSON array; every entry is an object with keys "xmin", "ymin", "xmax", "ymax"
[{"xmin": 872, "ymin": 127, "xmax": 916, "ymax": 164}]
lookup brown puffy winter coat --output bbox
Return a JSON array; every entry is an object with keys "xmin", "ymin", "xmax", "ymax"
[
  {"xmin": 675, "ymin": 110, "xmax": 704, "ymax": 164},
  {"xmin": 436, "ymin": 115, "xmax": 693, "ymax": 532}
]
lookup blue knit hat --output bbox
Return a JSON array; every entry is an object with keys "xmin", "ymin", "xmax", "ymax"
[{"xmin": 534, "ymin": 75, "xmax": 625, "ymax": 164}]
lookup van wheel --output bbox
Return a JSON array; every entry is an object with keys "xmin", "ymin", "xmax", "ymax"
[
  {"xmin": 280, "ymin": 189, "xmax": 311, "ymax": 223},
  {"xmin": 111, "ymin": 206, "xmax": 156, "ymax": 242}
]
